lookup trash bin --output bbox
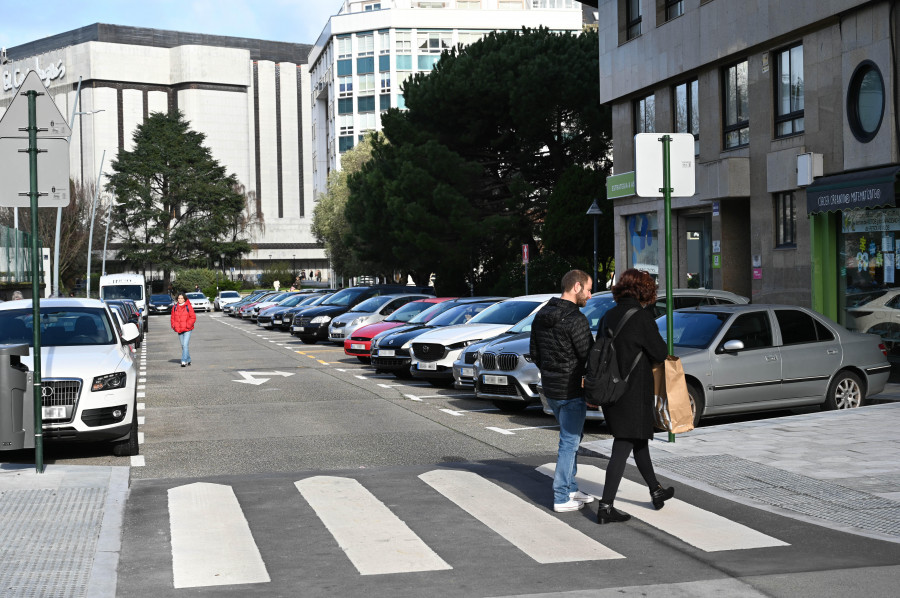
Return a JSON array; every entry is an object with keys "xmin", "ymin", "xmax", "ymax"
[{"xmin": 0, "ymin": 343, "xmax": 34, "ymax": 451}]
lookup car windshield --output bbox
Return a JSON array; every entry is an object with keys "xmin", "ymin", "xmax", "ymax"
[
  {"xmin": 507, "ymin": 313, "xmax": 536, "ymax": 334},
  {"xmin": 351, "ymin": 295, "xmax": 395, "ymax": 313},
  {"xmin": 101, "ymin": 284, "xmax": 142, "ymax": 301},
  {"xmin": 278, "ymin": 294, "xmax": 306, "ymax": 307},
  {"xmin": 324, "ymin": 288, "xmax": 369, "ymax": 307},
  {"xmin": 408, "ymin": 300, "xmax": 457, "ymax": 324},
  {"xmin": 429, "ymin": 302, "xmax": 494, "ymax": 326},
  {"xmin": 186, "ymin": 293, "xmax": 206, "ymax": 300},
  {"xmin": 384, "ymin": 301, "xmax": 435, "ymax": 322},
  {"xmin": 656, "ymin": 311, "xmax": 731, "ymax": 348},
  {"xmin": 581, "ymin": 295, "xmax": 617, "ymax": 332},
  {"xmin": 220, "ymin": 291, "xmax": 240, "ymax": 298},
  {"xmin": 310, "ymin": 293, "xmax": 334, "ymax": 306},
  {"xmin": 469, "ymin": 300, "xmax": 541, "ymax": 325},
  {"xmin": 150, "ymin": 294, "xmax": 172, "ymax": 302},
  {"xmin": 0, "ymin": 307, "xmax": 117, "ymax": 346}
]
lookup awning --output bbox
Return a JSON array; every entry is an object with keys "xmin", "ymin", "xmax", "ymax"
[{"xmin": 806, "ymin": 165, "xmax": 900, "ymax": 214}]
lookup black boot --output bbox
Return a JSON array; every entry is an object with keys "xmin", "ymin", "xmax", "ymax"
[
  {"xmin": 597, "ymin": 502, "xmax": 631, "ymax": 524},
  {"xmin": 650, "ymin": 484, "xmax": 675, "ymax": 510}
]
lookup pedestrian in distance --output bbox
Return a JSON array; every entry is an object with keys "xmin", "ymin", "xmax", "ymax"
[
  {"xmin": 11, "ymin": 290, "xmax": 24, "ymax": 300},
  {"xmin": 530, "ymin": 269, "xmax": 595, "ymax": 513},
  {"xmin": 170, "ymin": 292, "xmax": 197, "ymax": 367},
  {"xmin": 595, "ymin": 268, "xmax": 673, "ymax": 524}
]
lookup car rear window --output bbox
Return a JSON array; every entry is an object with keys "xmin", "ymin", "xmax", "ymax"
[{"xmin": 469, "ymin": 300, "xmax": 541, "ymax": 325}]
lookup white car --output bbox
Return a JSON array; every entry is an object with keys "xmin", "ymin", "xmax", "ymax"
[
  {"xmin": 327, "ymin": 293, "xmax": 432, "ymax": 343},
  {"xmin": 409, "ymin": 294, "xmax": 557, "ymax": 386},
  {"xmin": 0, "ymin": 298, "xmax": 141, "ymax": 456},
  {"xmin": 186, "ymin": 292, "xmax": 212, "ymax": 312},
  {"xmin": 214, "ymin": 290, "xmax": 242, "ymax": 311}
]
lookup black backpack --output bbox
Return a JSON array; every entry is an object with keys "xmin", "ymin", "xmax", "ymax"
[{"xmin": 584, "ymin": 308, "xmax": 642, "ymax": 407}]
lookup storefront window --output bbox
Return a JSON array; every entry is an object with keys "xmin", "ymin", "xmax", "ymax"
[
  {"xmin": 626, "ymin": 212, "xmax": 658, "ymax": 277},
  {"xmin": 841, "ymin": 208, "xmax": 900, "ymax": 358}
]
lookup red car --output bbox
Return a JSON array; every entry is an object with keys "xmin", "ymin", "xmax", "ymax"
[{"xmin": 344, "ymin": 297, "xmax": 456, "ymax": 361}]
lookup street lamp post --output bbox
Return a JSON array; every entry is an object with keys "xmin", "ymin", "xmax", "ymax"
[
  {"xmin": 586, "ymin": 199, "xmax": 603, "ymax": 289},
  {"xmin": 101, "ymin": 193, "xmax": 113, "ymax": 276},
  {"xmin": 86, "ymin": 151, "xmax": 107, "ymax": 298}
]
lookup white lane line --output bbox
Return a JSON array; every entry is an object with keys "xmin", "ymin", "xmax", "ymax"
[
  {"xmin": 137, "ymin": 392, "xmax": 145, "ymax": 398},
  {"xmin": 137, "ymin": 403, "xmax": 145, "ymax": 410},
  {"xmin": 137, "ymin": 416, "xmax": 145, "ymax": 425},
  {"xmin": 169, "ymin": 483, "xmax": 271, "ymax": 588},
  {"xmin": 403, "ymin": 394, "xmax": 423, "ymax": 402},
  {"xmin": 419, "ymin": 470, "xmax": 622, "ymax": 563},
  {"xmin": 355, "ymin": 374, "xmax": 393, "ymax": 380},
  {"xmin": 296, "ymin": 476, "xmax": 451, "ymax": 575},
  {"xmin": 137, "ymin": 432, "xmax": 144, "ymax": 444},
  {"xmin": 536, "ymin": 464, "xmax": 789, "ymax": 552},
  {"xmin": 439, "ymin": 409, "xmax": 465, "ymax": 417},
  {"xmin": 486, "ymin": 427, "xmax": 515, "ymax": 435},
  {"xmin": 377, "ymin": 384, "xmax": 403, "ymax": 388},
  {"xmin": 130, "ymin": 455, "xmax": 145, "ymax": 467},
  {"xmin": 138, "ymin": 385, "xmax": 146, "ymax": 390},
  {"xmin": 139, "ymin": 378, "xmax": 146, "ymax": 383},
  {"xmin": 486, "ymin": 425, "xmax": 558, "ymax": 435}
]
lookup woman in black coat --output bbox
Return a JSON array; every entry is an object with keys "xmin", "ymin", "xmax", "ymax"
[{"xmin": 597, "ymin": 269, "xmax": 673, "ymax": 524}]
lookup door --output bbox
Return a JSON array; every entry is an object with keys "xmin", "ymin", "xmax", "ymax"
[
  {"xmin": 774, "ymin": 308, "xmax": 842, "ymax": 400},
  {"xmin": 709, "ymin": 311, "xmax": 782, "ymax": 406},
  {"xmin": 685, "ymin": 214, "xmax": 712, "ymax": 289}
]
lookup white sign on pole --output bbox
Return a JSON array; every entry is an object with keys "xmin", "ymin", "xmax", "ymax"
[
  {"xmin": 634, "ymin": 133, "xmax": 696, "ymax": 198},
  {"xmin": 0, "ymin": 138, "xmax": 70, "ymax": 207},
  {"xmin": 0, "ymin": 70, "xmax": 71, "ymax": 138}
]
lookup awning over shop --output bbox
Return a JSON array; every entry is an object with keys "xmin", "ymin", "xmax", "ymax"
[{"xmin": 806, "ymin": 165, "xmax": 900, "ymax": 214}]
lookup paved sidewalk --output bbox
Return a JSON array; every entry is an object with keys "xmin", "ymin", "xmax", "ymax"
[
  {"xmin": 0, "ymin": 463, "xmax": 129, "ymax": 598},
  {"xmin": 581, "ymin": 402, "xmax": 900, "ymax": 544}
]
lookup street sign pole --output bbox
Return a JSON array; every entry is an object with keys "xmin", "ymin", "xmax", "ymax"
[
  {"xmin": 24, "ymin": 91, "xmax": 45, "ymax": 473},
  {"xmin": 660, "ymin": 134, "xmax": 676, "ymax": 444}
]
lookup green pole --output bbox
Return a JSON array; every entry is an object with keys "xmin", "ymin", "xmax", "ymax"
[
  {"xmin": 25, "ymin": 90, "xmax": 44, "ymax": 473},
  {"xmin": 661, "ymin": 134, "xmax": 675, "ymax": 444}
]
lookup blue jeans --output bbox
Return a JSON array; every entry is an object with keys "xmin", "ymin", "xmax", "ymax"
[
  {"xmin": 179, "ymin": 330, "xmax": 192, "ymax": 364},
  {"xmin": 546, "ymin": 396, "xmax": 587, "ymax": 505}
]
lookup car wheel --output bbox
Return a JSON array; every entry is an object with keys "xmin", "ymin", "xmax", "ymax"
[
  {"xmin": 491, "ymin": 400, "xmax": 529, "ymax": 412},
  {"xmin": 687, "ymin": 381, "xmax": 705, "ymax": 429},
  {"xmin": 111, "ymin": 412, "xmax": 139, "ymax": 457},
  {"xmin": 356, "ymin": 356, "xmax": 371, "ymax": 364},
  {"xmin": 824, "ymin": 371, "xmax": 864, "ymax": 410}
]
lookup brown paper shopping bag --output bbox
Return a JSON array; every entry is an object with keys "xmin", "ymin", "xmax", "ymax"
[{"xmin": 653, "ymin": 356, "xmax": 694, "ymax": 434}]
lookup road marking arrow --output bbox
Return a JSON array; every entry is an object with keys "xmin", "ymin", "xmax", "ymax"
[{"xmin": 232, "ymin": 371, "xmax": 295, "ymax": 385}]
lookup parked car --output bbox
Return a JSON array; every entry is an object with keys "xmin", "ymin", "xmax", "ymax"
[
  {"xmin": 344, "ymin": 297, "xmax": 455, "ymax": 361},
  {"xmin": 104, "ymin": 299, "xmax": 144, "ymax": 348},
  {"xmin": 224, "ymin": 291, "xmax": 271, "ymax": 316},
  {"xmin": 186, "ymin": 292, "xmax": 212, "ymax": 312},
  {"xmin": 237, "ymin": 292, "xmax": 285, "ymax": 319},
  {"xmin": 650, "ymin": 288, "xmax": 750, "ymax": 317},
  {"xmin": 0, "ymin": 298, "xmax": 141, "ymax": 456},
  {"xmin": 148, "ymin": 293, "xmax": 174, "ymax": 315},
  {"xmin": 844, "ymin": 289, "xmax": 900, "ymax": 355},
  {"xmin": 257, "ymin": 293, "xmax": 315, "ymax": 328},
  {"xmin": 409, "ymin": 294, "xmax": 557, "ymax": 386},
  {"xmin": 248, "ymin": 292, "xmax": 300, "ymax": 322},
  {"xmin": 214, "ymin": 290, "xmax": 242, "ymax": 311},
  {"xmin": 328, "ymin": 293, "xmax": 432, "ymax": 345},
  {"xmin": 292, "ymin": 285, "xmax": 434, "ymax": 344},
  {"xmin": 370, "ymin": 298, "xmax": 505, "ymax": 376},
  {"xmin": 279, "ymin": 293, "xmax": 336, "ymax": 331}
]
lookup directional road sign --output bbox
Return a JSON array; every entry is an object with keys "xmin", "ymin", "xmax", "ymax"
[{"xmin": 0, "ymin": 70, "xmax": 71, "ymax": 138}]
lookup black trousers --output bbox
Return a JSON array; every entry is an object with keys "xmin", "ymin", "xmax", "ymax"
[{"xmin": 600, "ymin": 438, "xmax": 659, "ymax": 504}]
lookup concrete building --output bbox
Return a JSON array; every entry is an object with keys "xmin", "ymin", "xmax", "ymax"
[
  {"xmin": 597, "ymin": 0, "xmax": 900, "ymax": 343},
  {"xmin": 1, "ymin": 24, "xmax": 328, "ymax": 283},
  {"xmin": 308, "ymin": 0, "xmax": 588, "ymax": 199}
]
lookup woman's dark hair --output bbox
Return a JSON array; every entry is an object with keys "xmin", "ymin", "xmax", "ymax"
[
  {"xmin": 176, "ymin": 293, "xmax": 187, "ymax": 302},
  {"xmin": 612, "ymin": 269, "xmax": 657, "ymax": 304}
]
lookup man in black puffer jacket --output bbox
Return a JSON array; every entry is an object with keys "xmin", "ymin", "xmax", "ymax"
[{"xmin": 530, "ymin": 269, "xmax": 593, "ymax": 512}]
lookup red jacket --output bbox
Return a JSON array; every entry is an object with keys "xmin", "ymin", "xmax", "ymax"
[{"xmin": 171, "ymin": 301, "xmax": 196, "ymax": 333}]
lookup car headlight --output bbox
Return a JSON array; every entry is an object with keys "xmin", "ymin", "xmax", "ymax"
[
  {"xmin": 447, "ymin": 339, "xmax": 478, "ymax": 350},
  {"xmin": 92, "ymin": 372, "xmax": 127, "ymax": 392},
  {"xmin": 350, "ymin": 317, "xmax": 366, "ymax": 327},
  {"xmin": 311, "ymin": 315, "xmax": 332, "ymax": 324}
]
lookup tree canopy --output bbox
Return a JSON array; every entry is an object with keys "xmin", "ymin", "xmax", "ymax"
[{"xmin": 106, "ymin": 111, "xmax": 251, "ymax": 287}]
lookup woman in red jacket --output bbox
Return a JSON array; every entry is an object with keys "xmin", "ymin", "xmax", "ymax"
[{"xmin": 170, "ymin": 292, "xmax": 197, "ymax": 367}]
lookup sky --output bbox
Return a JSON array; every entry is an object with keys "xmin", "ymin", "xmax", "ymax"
[{"xmin": 0, "ymin": 0, "xmax": 346, "ymax": 51}]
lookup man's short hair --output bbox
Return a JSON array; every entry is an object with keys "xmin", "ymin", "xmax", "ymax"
[{"xmin": 561, "ymin": 270, "xmax": 590, "ymax": 293}]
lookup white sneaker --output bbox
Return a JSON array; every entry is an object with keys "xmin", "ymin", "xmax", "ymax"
[
  {"xmin": 553, "ymin": 499, "xmax": 585, "ymax": 512},
  {"xmin": 570, "ymin": 490, "xmax": 595, "ymax": 504}
]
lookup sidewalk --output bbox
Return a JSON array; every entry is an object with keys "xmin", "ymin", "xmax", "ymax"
[
  {"xmin": 581, "ymin": 397, "xmax": 900, "ymax": 544},
  {"xmin": 0, "ymin": 463, "xmax": 129, "ymax": 598}
]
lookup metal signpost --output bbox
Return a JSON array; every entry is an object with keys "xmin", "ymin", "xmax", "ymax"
[
  {"xmin": 0, "ymin": 70, "xmax": 72, "ymax": 473},
  {"xmin": 634, "ymin": 132, "xmax": 695, "ymax": 442}
]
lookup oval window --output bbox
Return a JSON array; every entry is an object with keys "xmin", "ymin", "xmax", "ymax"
[{"xmin": 847, "ymin": 61, "xmax": 885, "ymax": 143}]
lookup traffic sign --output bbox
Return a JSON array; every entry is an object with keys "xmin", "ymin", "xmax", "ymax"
[
  {"xmin": 0, "ymin": 70, "xmax": 71, "ymax": 137},
  {"xmin": 0, "ymin": 137, "xmax": 70, "ymax": 207},
  {"xmin": 634, "ymin": 133, "xmax": 695, "ymax": 197},
  {"xmin": 522, "ymin": 244, "xmax": 529, "ymax": 264}
]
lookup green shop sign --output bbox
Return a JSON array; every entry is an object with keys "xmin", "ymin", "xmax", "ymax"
[{"xmin": 606, "ymin": 171, "xmax": 636, "ymax": 200}]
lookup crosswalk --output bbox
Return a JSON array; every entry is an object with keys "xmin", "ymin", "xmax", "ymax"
[{"xmin": 160, "ymin": 463, "xmax": 789, "ymax": 589}]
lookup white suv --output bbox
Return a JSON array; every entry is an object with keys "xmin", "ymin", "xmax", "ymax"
[{"xmin": 0, "ymin": 298, "xmax": 141, "ymax": 456}]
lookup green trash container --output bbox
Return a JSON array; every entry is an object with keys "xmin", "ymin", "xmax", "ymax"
[{"xmin": 0, "ymin": 343, "xmax": 34, "ymax": 451}]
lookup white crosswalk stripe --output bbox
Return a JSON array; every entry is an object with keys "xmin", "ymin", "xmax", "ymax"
[{"xmin": 536, "ymin": 463, "xmax": 789, "ymax": 552}]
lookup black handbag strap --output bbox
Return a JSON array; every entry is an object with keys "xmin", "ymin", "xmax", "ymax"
[{"xmin": 608, "ymin": 307, "xmax": 643, "ymax": 380}]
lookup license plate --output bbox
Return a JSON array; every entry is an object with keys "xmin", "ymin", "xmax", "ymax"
[
  {"xmin": 418, "ymin": 361, "xmax": 437, "ymax": 371},
  {"xmin": 332, "ymin": 334, "xmax": 344, "ymax": 339},
  {"xmin": 295, "ymin": 327, "xmax": 305, "ymax": 332},
  {"xmin": 461, "ymin": 367, "xmax": 474, "ymax": 377},
  {"xmin": 351, "ymin": 343, "xmax": 365, "ymax": 350},
  {"xmin": 484, "ymin": 374, "xmax": 508, "ymax": 386},
  {"xmin": 379, "ymin": 349, "xmax": 395, "ymax": 357},
  {"xmin": 42, "ymin": 406, "xmax": 66, "ymax": 419},
  {"xmin": 274, "ymin": 318, "xmax": 282, "ymax": 323}
]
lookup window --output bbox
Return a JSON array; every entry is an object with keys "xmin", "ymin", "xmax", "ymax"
[
  {"xmin": 378, "ymin": 55, "xmax": 390, "ymax": 71},
  {"xmin": 457, "ymin": 0, "xmax": 482, "ymax": 7},
  {"xmin": 358, "ymin": 73, "xmax": 375, "ymax": 95},
  {"xmin": 337, "ymin": 59, "xmax": 352, "ymax": 77},
  {"xmin": 358, "ymin": 95, "xmax": 376, "ymax": 112},
  {"xmin": 418, "ymin": 55, "xmax": 440, "ymax": 71},
  {"xmin": 533, "ymin": 0, "xmax": 575, "ymax": 7},
  {"xmin": 380, "ymin": 72, "xmax": 391, "ymax": 92},
  {"xmin": 673, "ymin": 79, "xmax": 699, "ymax": 154},
  {"xmin": 396, "ymin": 55, "xmax": 413, "ymax": 70},
  {"xmin": 396, "ymin": 30, "xmax": 412, "ymax": 53},
  {"xmin": 397, "ymin": 94, "xmax": 406, "ymax": 109},
  {"xmin": 415, "ymin": 0, "xmax": 449, "ymax": 6},
  {"xmin": 357, "ymin": 34, "xmax": 374, "ymax": 56},
  {"xmin": 357, "ymin": 57, "xmax": 375, "ymax": 74},
  {"xmin": 626, "ymin": 0, "xmax": 641, "ymax": 40},
  {"xmin": 380, "ymin": 93, "xmax": 391, "ymax": 111},
  {"xmin": 627, "ymin": 212, "xmax": 658, "ymax": 276},
  {"xmin": 418, "ymin": 31, "xmax": 452, "ymax": 54},
  {"xmin": 847, "ymin": 60, "xmax": 885, "ymax": 143},
  {"xmin": 633, "ymin": 93, "xmax": 655, "ymax": 134},
  {"xmin": 723, "ymin": 60, "xmax": 749, "ymax": 148},
  {"xmin": 720, "ymin": 312, "xmax": 773, "ymax": 350},
  {"xmin": 664, "ymin": 0, "xmax": 683, "ymax": 20},
  {"xmin": 339, "ymin": 114, "xmax": 354, "ymax": 136},
  {"xmin": 336, "ymin": 36, "xmax": 352, "ymax": 59},
  {"xmin": 775, "ymin": 44, "xmax": 804, "ymax": 137},
  {"xmin": 775, "ymin": 310, "xmax": 834, "ymax": 345},
  {"xmin": 359, "ymin": 112, "xmax": 376, "ymax": 130},
  {"xmin": 774, "ymin": 192, "xmax": 797, "ymax": 248},
  {"xmin": 339, "ymin": 136, "xmax": 354, "ymax": 153},
  {"xmin": 379, "ymin": 31, "xmax": 390, "ymax": 54},
  {"xmin": 338, "ymin": 75, "xmax": 353, "ymax": 97},
  {"xmin": 457, "ymin": 31, "xmax": 484, "ymax": 47},
  {"xmin": 499, "ymin": 0, "xmax": 523, "ymax": 8},
  {"xmin": 337, "ymin": 98, "xmax": 353, "ymax": 115},
  {"xmin": 364, "ymin": 2, "xmax": 381, "ymax": 11}
]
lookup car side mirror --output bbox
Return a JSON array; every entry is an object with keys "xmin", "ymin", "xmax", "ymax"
[
  {"xmin": 720, "ymin": 339, "xmax": 745, "ymax": 354},
  {"xmin": 121, "ymin": 322, "xmax": 140, "ymax": 344}
]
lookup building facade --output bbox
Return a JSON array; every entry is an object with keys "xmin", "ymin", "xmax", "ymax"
[
  {"xmin": 598, "ymin": 0, "xmax": 900, "ymax": 348},
  {"xmin": 308, "ymin": 0, "xmax": 587, "ymax": 200},
  {"xmin": 2, "ymin": 24, "xmax": 328, "ymax": 281}
]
